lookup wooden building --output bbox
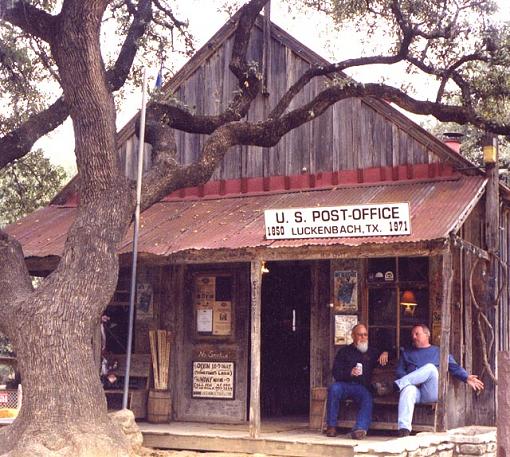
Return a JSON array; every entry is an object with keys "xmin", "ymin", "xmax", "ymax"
[{"xmin": 6, "ymin": 11, "xmax": 510, "ymax": 437}]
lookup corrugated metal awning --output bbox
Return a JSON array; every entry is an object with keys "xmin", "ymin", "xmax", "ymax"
[{"xmin": 6, "ymin": 175, "xmax": 486, "ymax": 262}]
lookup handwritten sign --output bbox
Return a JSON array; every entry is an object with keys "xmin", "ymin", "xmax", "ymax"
[{"xmin": 192, "ymin": 361, "xmax": 235, "ymax": 399}]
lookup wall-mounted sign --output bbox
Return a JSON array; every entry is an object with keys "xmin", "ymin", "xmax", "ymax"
[
  {"xmin": 213, "ymin": 301, "xmax": 232, "ymax": 336},
  {"xmin": 334, "ymin": 315, "xmax": 358, "ymax": 346},
  {"xmin": 333, "ymin": 271, "xmax": 358, "ymax": 312},
  {"xmin": 136, "ymin": 282, "xmax": 153, "ymax": 319},
  {"xmin": 264, "ymin": 203, "xmax": 411, "ymax": 239},
  {"xmin": 192, "ymin": 361, "xmax": 235, "ymax": 399}
]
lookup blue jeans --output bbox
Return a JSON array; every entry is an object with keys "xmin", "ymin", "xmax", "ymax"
[
  {"xmin": 326, "ymin": 381, "xmax": 373, "ymax": 431},
  {"xmin": 395, "ymin": 363, "xmax": 439, "ymax": 431}
]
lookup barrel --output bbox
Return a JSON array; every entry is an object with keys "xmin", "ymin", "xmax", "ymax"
[
  {"xmin": 147, "ymin": 389, "xmax": 172, "ymax": 423},
  {"xmin": 309, "ymin": 387, "xmax": 328, "ymax": 430}
]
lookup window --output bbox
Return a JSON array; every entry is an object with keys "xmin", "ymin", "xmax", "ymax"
[
  {"xmin": 193, "ymin": 273, "xmax": 234, "ymax": 338},
  {"xmin": 367, "ymin": 257, "xmax": 429, "ymax": 357}
]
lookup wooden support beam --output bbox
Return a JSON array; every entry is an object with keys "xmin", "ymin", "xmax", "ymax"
[
  {"xmin": 249, "ymin": 259, "xmax": 262, "ymax": 438},
  {"xmin": 498, "ymin": 352, "xmax": 510, "ymax": 454},
  {"xmin": 435, "ymin": 249, "xmax": 453, "ymax": 431}
]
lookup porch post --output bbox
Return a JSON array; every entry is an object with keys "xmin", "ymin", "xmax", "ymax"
[
  {"xmin": 249, "ymin": 260, "xmax": 262, "ymax": 438},
  {"xmin": 435, "ymin": 247, "xmax": 453, "ymax": 432}
]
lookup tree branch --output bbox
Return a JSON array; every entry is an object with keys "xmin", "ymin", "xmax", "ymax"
[
  {"xmin": 146, "ymin": 79, "xmax": 510, "ymax": 205},
  {"xmin": 1, "ymin": 0, "xmax": 58, "ymax": 43},
  {"xmin": 105, "ymin": 0, "xmax": 153, "ymax": 91},
  {"xmin": 0, "ymin": 97, "xmax": 69, "ymax": 169},
  {"xmin": 0, "ymin": 0, "xmax": 155, "ymax": 169}
]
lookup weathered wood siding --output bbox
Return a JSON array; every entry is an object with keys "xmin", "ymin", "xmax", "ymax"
[
  {"xmin": 499, "ymin": 207, "xmax": 510, "ymax": 352},
  {"xmin": 118, "ymin": 26, "xmax": 440, "ymax": 180},
  {"xmin": 444, "ymin": 201, "xmax": 497, "ymax": 428}
]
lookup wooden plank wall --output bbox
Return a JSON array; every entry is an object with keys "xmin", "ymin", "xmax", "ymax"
[
  {"xmin": 309, "ymin": 260, "xmax": 331, "ymax": 390},
  {"xmin": 448, "ymin": 202, "xmax": 497, "ymax": 427},
  {"xmin": 118, "ymin": 27, "xmax": 440, "ymax": 180}
]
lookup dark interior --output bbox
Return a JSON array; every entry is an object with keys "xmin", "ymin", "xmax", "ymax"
[{"xmin": 260, "ymin": 262, "xmax": 311, "ymax": 418}]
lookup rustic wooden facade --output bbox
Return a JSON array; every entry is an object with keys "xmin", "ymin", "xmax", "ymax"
[{"xmin": 7, "ymin": 12, "xmax": 510, "ymax": 440}]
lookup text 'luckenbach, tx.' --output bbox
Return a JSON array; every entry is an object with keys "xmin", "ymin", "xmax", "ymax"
[{"xmin": 264, "ymin": 203, "xmax": 411, "ymax": 240}]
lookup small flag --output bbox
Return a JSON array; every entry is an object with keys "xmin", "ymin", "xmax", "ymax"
[{"xmin": 155, "ymin": 63, "xmax": 163, "ymax": 89}]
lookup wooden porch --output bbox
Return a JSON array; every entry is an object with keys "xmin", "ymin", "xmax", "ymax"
[{"xmin": 139, "ymin": 417, "xmax": 396, "ymax": 457}]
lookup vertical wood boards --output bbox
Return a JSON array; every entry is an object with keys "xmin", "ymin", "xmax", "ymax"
[
  {"xmin": 446, "ymin": 245, "xmax": 467, "ymax": 429},
  {"xmin": 117, "ymin": 24, "xmax": 451, "ymax": 182},
  {"xmin": 249, "ymin": 260, "xmax": 262, "ymax": 438},
  {"xmin": 435, "ymin": 250, "xmax": 452, "ymax": 432},
  {"xmin": 309, "ymin": 261, "xmax": 331, "ymax": 389},
  {"xmin": 498, "ymin": 352, "xmax": 510, "ymax": 454},
  {"xmin": 160, "ymin": 265, "xmax": 184, "ymax": 413},
  {"xmin": 176, "ymin": 264, "xmax": 248, "ymax": 423}
]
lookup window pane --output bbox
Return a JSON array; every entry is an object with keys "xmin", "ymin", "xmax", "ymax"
[
  {"xmin": 370, "ymin": 327, "xmax": 396, "ymax": 355},
  {"xmin": 399, "ymin": 257, "xmax": 428, "ymax": 282},
  {"xmin": 369, "ymin": 288, "xmax": 397, "ymax": 326}
]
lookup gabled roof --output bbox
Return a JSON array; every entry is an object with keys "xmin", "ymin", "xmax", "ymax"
[{"xmin": 116, "ymin": 13, "xmax": 477, "ymax": 170}]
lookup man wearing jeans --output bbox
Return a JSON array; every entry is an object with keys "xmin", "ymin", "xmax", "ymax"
[
  {"xmin": 326, "ymin": 324, "xmax": 388, "ymax": 440},
  {"xmin": 395, "ymin": 324, "xmax": 484, "ymax": 437}
]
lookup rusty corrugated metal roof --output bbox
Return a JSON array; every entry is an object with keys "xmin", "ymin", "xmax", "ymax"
[{"xmin": 6, "ymin": 175, "xmax": 486, "ymax": 260}]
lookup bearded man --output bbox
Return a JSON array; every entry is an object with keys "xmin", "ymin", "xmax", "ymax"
[{"xmin": 325, "ymin": 323, "xmax": 388, "ymax": 439}]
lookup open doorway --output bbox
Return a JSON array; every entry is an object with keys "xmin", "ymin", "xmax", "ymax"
[{"xmin": 260, "ymin": 261, "xmax": 311, "ymax": 418}]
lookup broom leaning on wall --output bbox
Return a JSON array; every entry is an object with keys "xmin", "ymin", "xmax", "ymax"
[{"xmin": 147, "ymin": 330, "xmax": 172, "ymax": 423}]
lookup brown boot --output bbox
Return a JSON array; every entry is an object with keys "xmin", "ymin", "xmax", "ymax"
[
  {"xmin": 325, "ymin": 426, "xmax": 337, "ymax": 437},
  {"xmin": 351, "ymin": 429, "xmax": 367, "ymax": 440}
]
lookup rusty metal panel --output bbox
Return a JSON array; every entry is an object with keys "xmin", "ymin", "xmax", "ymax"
[{"xmin": 5, "ymin": 175, "xmax": 486, "ymax": 259}]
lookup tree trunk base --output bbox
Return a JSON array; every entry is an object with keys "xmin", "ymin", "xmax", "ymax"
[{"xmin": 0, "ymin": 416, "xmax": 132, "ymax": 457}]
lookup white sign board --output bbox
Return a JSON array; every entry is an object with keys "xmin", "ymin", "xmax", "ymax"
[
  {"xmin": 192, "ymin": 361, "xmax": 235, "ymax": 399},
  {"xmin": 264, "ymin": 203, "xmax": 411, "ymax": 239}
]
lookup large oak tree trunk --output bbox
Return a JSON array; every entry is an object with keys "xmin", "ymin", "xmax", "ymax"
[{"xmin": 0, "ymin": 2, "xmax": 137, "ymax": 455}]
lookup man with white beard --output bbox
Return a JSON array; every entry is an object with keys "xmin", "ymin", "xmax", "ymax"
[{"xmin": 325, "ymin": 323, "xmax": 388, "ymax": 439}]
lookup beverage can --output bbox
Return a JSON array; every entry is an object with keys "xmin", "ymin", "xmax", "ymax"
[{"xmin": 356, "ymin": 362, "xmax": 363, "ymax": 374}]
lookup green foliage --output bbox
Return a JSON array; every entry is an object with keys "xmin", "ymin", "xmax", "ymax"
[
  {"xmin": 0, "ymin": 149, "xmax": 66, "ymax": 227},
  {"xmin": 0, "ymin": 333, "xmax": 14, "ymax": 357}
]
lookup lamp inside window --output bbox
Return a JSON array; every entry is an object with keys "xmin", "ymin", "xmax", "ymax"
[{"xmin": 400, "ymin": 290, "xmax": 418, "ymax": 316}]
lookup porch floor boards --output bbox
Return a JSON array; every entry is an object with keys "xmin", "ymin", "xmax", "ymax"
[{"xmin": 139, "ymin": 417, "xmax": 394, "ymax": 457}]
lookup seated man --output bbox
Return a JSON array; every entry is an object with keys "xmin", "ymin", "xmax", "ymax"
[
  {"xmin": 394, "ymin": 324, "xmax": 484, "ymax": 437},
  {"xmin": 326, "ymin": 323, "xmax": 388, "ymax": 440}
]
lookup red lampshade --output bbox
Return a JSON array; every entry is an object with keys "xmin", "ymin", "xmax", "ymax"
[{"xmin": 400, "ymin": 290, "xmax": 417, "ymax": 306}]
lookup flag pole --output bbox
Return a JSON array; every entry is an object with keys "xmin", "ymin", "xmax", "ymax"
[{"xmin": 123, "ymin": 67, "xmax": 148, "ymax": 409}]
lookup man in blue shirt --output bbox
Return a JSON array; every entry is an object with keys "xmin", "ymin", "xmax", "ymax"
[
  {"xmin": 326, "ymin": 323, "xmax": 388, "ymax": 440},
  {"xmin": 394, "ymin": 324, "xmax": 484, "ymax": 436}
]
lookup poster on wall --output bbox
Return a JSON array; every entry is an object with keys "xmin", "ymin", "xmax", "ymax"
[
  {"xmin": 334, "ymin": 314, "xmax": 358, "ymax": 345},
  {"xmin": 213, "ymin": 301, "xmax": 232, "ymax": 336},
  {"xmin": 197, "ymin": 309, "xmax": 213, "ymax": 333},
  {"xmin": 192, "ymin": 361, "xmax": 235, "ymax": 399},
  {"xmin": 195, "ymin": 276, "xmax": 216, "ymax": 309},
  {"xmin": 136, "ymin": 282, "xmax": 153, "ymax": 318},
  {"xmin": 333, "ymin": 270, "xmax": 358, "ymax": 312}
]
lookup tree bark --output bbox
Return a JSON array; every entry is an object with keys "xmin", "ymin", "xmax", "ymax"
[{"xmin": 0, "ymin": 2, "xmax": 136, "ymax": 456}]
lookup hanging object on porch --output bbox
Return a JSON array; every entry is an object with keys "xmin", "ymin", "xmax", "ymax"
[{"xmin": 148, "ymin": 330, "xmax": 172, "ymax": 423}]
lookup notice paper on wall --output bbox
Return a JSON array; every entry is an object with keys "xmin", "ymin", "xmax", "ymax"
[
  {"xmin": 197, "ymin": 309, "xmax": 213, "ymax": 333},
  {"xmin": 334, "ymin": 314, "xmax": 358, "ymax": 345}
]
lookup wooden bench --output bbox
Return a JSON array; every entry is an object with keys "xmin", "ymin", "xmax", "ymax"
[
  {"xmin": 103, "ymin": 354, "xmax": 150, "ymax": 419},
  {"xmin": 336, "ymin": 396, "xmax": 436, "ymax": 432},
  {"xmin": 311, "ymin": 366, "xmax": 437, "ymax": 432}
]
